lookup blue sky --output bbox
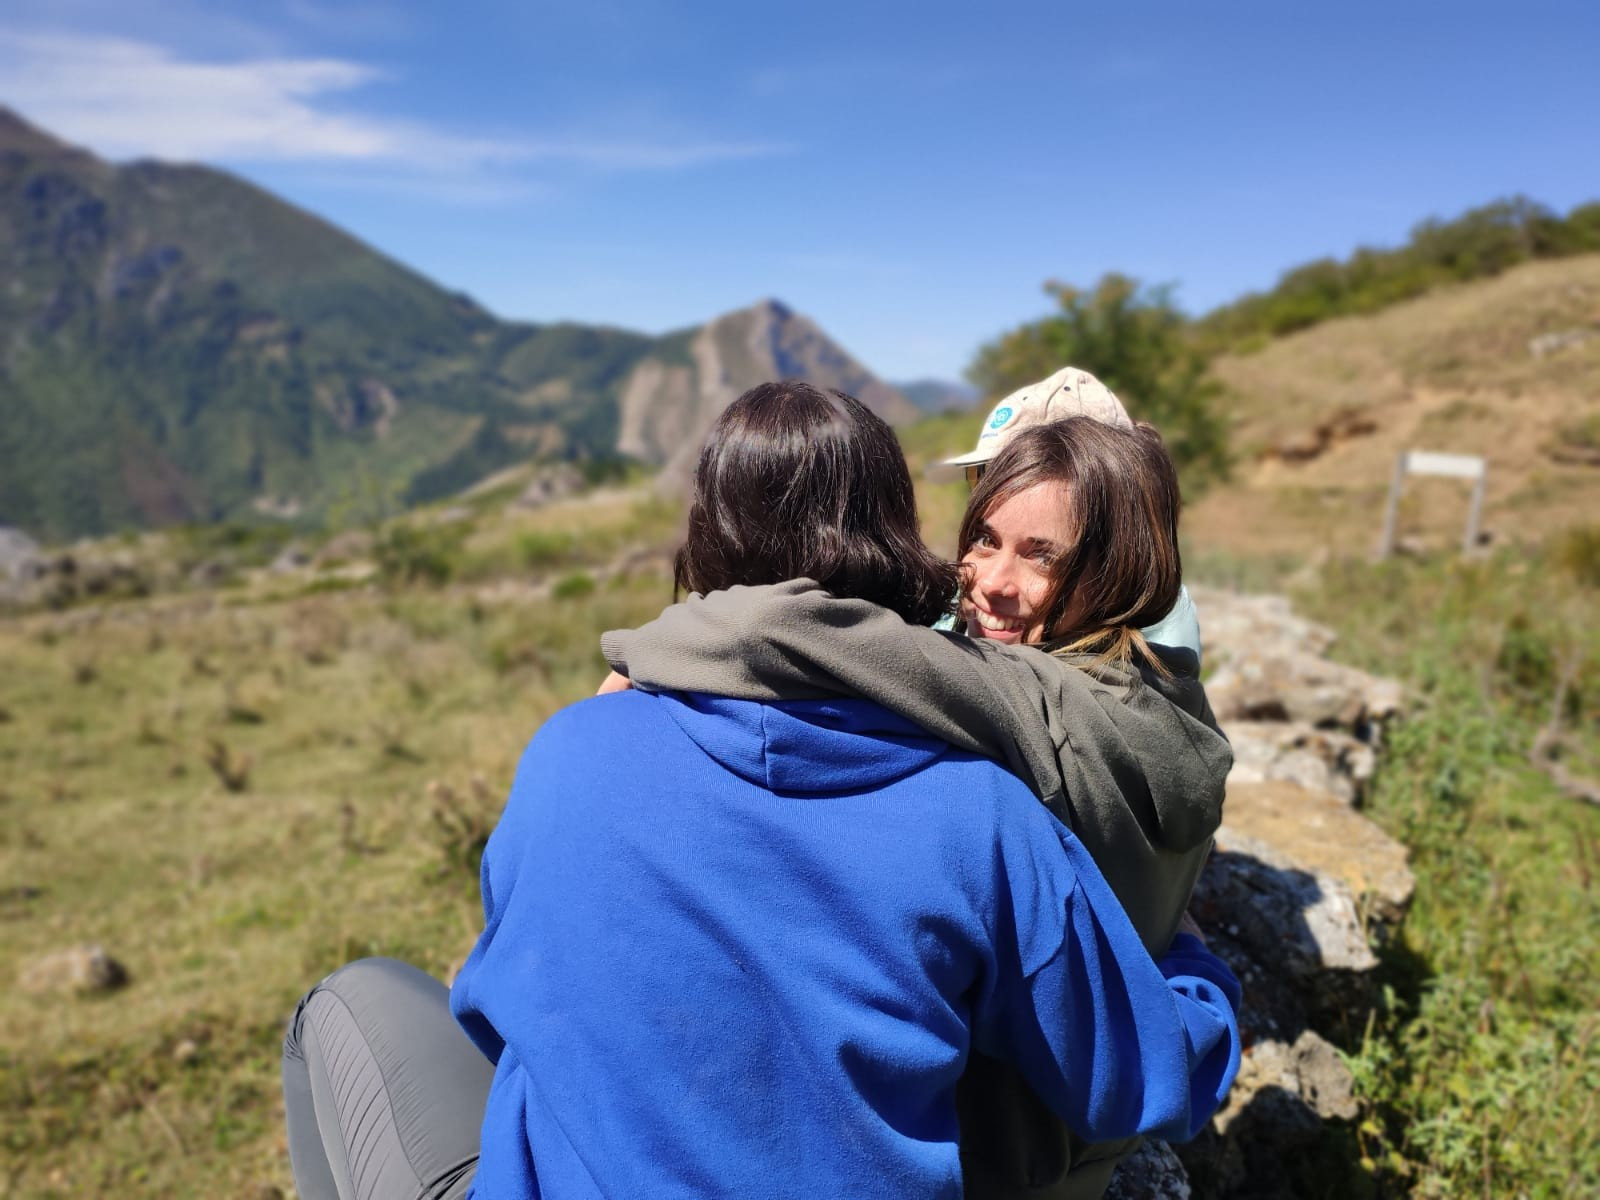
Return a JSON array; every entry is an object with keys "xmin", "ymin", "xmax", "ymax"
[{"xmin": 4, "ymin": 0, "xmax": 1598, "ymax": 379}]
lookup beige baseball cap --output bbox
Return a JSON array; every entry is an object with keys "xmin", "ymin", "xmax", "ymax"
[{"xmin": 938, "ymin": 365, "xmax": 1132, "ymax": 475}]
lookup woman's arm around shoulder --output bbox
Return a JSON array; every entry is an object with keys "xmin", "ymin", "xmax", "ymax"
[
  {"xmin": 970, "ymin": 814, "xmax": 1243, "ymax": 1145},
  {"xmin": 601, "ymin": 579, "xmax": 1069, "ymax": 807}
]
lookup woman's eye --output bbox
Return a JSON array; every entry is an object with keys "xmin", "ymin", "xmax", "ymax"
[{"xmin": 1030, "ymin": 548, "xmax": 1056, "ymax": 567}]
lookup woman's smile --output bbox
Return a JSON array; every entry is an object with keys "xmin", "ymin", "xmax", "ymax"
[
  {"xmin": 968, "ymin": 605, "xmax": 1028, "ymax": 636},
  {"xmin": 960, "ymin": 480, "xmax": 1075, "ymax": 646}
]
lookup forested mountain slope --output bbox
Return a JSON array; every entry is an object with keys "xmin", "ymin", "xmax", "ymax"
[{"xmin": 0, "ymin": 109, "xmax": 908, "ymax": 540}]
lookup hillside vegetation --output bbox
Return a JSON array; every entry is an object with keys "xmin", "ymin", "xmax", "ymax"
[
  {"xmin": 965, "ymin": 196, "xmax": 1600, "ymax": 535},
  {"xmin": 1198, "ymin": 196, "xmax": 1600, "ymax": 348}
]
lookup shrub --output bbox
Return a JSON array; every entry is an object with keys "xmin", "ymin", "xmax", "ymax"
[
  {"xmin": 516, "ymin": 530, "xmax": 578, "ymax": 570},
  {"xmin": 1197, "ymin": 195, "xmax": 1600, "ymax": 350},
  {"xmin": 1557, "ymin": 524, "xmax": 1600, "ymax": 589},
  {"xmin": 551, "ymin": 571, "xmax": 596, "ymax": 601},
  {"xmin": 373, "ymin": 524, "xmax": 460, "ymax": 587},
  {"xmin": 968, "ymin": 273, "xmax": 1231, "ymax": 487},
  {"xmin": 428, "ymin": 776, "xmax": 499, "ymax": 878}
]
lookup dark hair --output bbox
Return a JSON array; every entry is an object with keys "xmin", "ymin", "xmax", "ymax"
[
  {"xmin": 675, "ymin": 381, "xmax": 957, "ymax": 626},
  {"xmin": 957, "ymin": 417, "xmax": 1182, "ymax": 664}
]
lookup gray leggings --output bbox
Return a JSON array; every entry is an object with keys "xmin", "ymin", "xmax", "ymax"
[{"xmin": 281, "ymin": 958, "xmax": 494, "ymax": 1200}]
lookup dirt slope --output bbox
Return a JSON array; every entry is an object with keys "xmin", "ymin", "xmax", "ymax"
[{"xmin": 1187, "ymin": 255, "xmax": 1600, "ymax": 557}]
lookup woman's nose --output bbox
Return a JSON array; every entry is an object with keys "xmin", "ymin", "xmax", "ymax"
[{"xmin": 975, "ymin": 554, "xmax": 1020, "ymax": 598}]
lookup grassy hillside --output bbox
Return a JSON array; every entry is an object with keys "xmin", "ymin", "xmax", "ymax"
[{"xmin": 1187, "ymin": 254, "xmax": 1600, "ymax": 558}]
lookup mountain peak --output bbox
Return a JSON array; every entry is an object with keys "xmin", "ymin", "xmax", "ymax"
[
  {"xmin": 0, "ymin": 108, "xmax": 90, "ymax": 159},
  {"xmin": 752, "ymin": 297, "xmax": 794, "ymax": 321},
  {"xmin": 716, "ymin": 297, "xmax": 795, "ymax": 327}
]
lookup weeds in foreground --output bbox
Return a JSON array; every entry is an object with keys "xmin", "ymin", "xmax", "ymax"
[{"xmin": 1297, "ymin": 548, "xmax": 1600, "ymax": 1197}]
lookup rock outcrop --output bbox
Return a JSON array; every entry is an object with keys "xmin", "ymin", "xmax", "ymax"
[
  {"xmin": 615, "ymin": 299, "xmax": 916, "ymax": 489},
  {"xmin": 1108, "ymin": 586, "xmax": 1413, "ymax": 1198}
]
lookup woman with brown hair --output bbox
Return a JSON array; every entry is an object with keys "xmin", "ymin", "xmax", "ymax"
[
  {"xmin": 281, "ymin": 382, "xmax": 1240, "ymax": 1200},
  {"xmin": 602, "ymin": 409, "xmax": 1232, "ymax": 1198}
]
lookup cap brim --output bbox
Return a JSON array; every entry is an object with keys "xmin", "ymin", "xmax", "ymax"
[
  {"xmin": 926, "ymin": 447, "xmax": 990, "ymax": 482},
  {"xmin": 939, "ymin": 446, "xmax": 993, "ymax": 469}
]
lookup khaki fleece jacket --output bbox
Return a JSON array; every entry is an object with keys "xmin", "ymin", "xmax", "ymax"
[{"xmin": 600, "ymin": 579, "xmax": 1233, "ymax": 1200}]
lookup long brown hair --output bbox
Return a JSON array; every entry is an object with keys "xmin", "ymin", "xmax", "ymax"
[
  {"xmin": 676, "ymin": 381, "xmax": 958, "ymax": 626},
  {"xmin": 957, "ymin": 417, "xmax": 1182, "ymax": 667}
]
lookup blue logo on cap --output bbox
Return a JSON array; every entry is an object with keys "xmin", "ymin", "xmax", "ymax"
[{"xmin": 987, "ymin": 406, "xmax": 1014, "ymax": 431}]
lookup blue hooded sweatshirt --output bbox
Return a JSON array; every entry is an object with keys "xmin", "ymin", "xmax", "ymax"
[{"xmin": 450, "ymin": 691, "xmax": 1240, "ymax": 1199}]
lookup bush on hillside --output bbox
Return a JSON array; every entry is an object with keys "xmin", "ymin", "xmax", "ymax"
[
  {"xmin": 1557, "ymin": 524, "xmax": 1600, "ymax": 590},
  {"xmin": 1198, "ymin": 195, "xmax": 1600, "ymax": 350},
  {"xmin": 968, "ymin": 273, "xmax": 1231, "ymax": 486},
  {"xmin": 373, "ymin": 523, "xmax": 461, "ymax": 587}
]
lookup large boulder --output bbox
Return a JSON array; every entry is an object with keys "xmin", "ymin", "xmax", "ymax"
[
  {"xmin": 1192, "ymin": 584, "xmax": 1403, "ymax": 739},
  {"xmin": 1206, "ymin": 647, "xmax": 1404, "ymax": 735},
  {"xmin": 1104, "ymin": 1139, "xmax": 1191, "ymax": 1199},
  {"xmin": 1221, "ymin": 780, "xmax": 1415, "ymax": 927}
]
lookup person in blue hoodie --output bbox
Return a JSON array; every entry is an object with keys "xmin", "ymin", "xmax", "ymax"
[{"xmin": 282, "ymin": 382, "xmax": 1241, "ymax": 1200}]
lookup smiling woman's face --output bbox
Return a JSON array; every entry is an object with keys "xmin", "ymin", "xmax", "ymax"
[{"xmin": 959, "ymin": 480, "xmax": 1076, "ymax": 646}]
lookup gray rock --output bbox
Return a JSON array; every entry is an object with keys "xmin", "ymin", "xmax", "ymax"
[
  {"xmin": 513, "ymin": 464, "xmax": 585, "ymax": 510},
  {"xmin": 1104, "ymin": 1139, "xmax": 1190, "ymax": 1200},
  {"xmin": 1206, "ymin": 648, "xmax": 1403, "ymax": 735},
  {"xmin": 18, "ymin": 943, "xmax": 129, "ymax": 995},
  {"xmin": 1226, "ymin": 721, "xmax": 1377, "ymax": 805},
  {"xmin": 1178, "ymin": 1030, "xmax": 1358, "ymax": 1196},
  {"xmin": 1528, "ymin": 327, "xmax": 1596, "ymax": 358},
  {"xmin": 1192, "ymin": 584, "xmax": 1403, "ymax": 738},
  {"xmin": 1220, "ymin": 780, "xmax": 1415, "ymax": 928},
  {"xmin": 269, "ymin": 542, "xmax": 312, "ymax": 573},
  {"xmin": 0, "ymin": 525, "xmax": 43, "ymax": 581}
]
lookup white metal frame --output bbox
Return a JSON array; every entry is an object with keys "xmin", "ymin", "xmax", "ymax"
[{"xmin": 1376, "ymin": 451, "xmax": 1488, "ymax": 559}]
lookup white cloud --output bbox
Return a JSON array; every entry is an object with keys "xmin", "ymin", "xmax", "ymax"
[{"xmin": 0, "ymin": 29, "xmax": 789, "ymax": 174}]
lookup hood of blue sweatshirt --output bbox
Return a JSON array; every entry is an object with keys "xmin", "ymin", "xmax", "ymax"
[{"xmin": 660, "ymin": 693, "xmax": 949, "ymax": 795}]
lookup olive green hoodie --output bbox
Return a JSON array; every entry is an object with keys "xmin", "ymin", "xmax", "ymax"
[{"xmin": 601, "ymin": 578, "xmax": 1233, "ymax": 1199}]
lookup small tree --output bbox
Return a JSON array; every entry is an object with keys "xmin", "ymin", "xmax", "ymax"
[{"xmin": 968, "ymin": 273, "xmax": 1230, "ymax": 486}]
